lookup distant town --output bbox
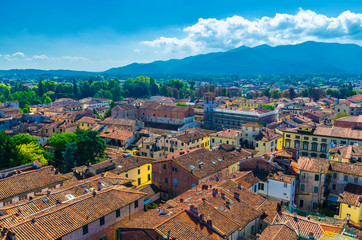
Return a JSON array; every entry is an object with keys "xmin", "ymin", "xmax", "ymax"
[{"xmin": 0, "ymin": 75, "xmax": 361, "ymax": 240}]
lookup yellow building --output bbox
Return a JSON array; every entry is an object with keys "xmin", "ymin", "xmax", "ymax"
[
  {"xmin": 235, "ymin": 99, "xmax": 271, "ymax": 108},
  {"xmin": 75, "ymin": 116, "xmax": 100, "ymax": 130},
  {"xmin": 282, "ymin": 125, "xmax": 362, "ymax": 159},
  {"xmin": 85, "ymin": 155, "xmax": 154, "ymax": 187},
  {"xmin": 209, "ymin": 128, "xmax": 242, "ymax": 148},
  {"xmin": 328, "ymin": 145, "xmax": 362, "ymax": 163},
  {"xmin": 335, "ymin": 184, "xmax": 362, "ymax": 224},
  {"xmin": 254, "ymin": 128, "xmax": 282, "ymax": 154}
]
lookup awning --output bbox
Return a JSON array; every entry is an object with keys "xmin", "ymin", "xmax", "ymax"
[{"xmin": 328, "ymin": 196, "xmax": 338, "ymax": 202}]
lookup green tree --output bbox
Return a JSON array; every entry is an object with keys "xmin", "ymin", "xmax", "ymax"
[
  {"xmin": 75, "ymin": 130, "xmax": 106, "ymax": 166},
  {"xmin": 62, "ymin": 142, "xmax": 78, "ymax": 173},
  {"xmin": 11, "ymin": 134, "xmax": 37, "ymax": 146},
  {"xmin": 44, "ymin": 96, "xmax": 52, "ymax": 104},
  {"xmin": 175, "ymin": 102, "xmax": 187, "ymax": 107},
  {"xmin": 18, "ymin": 142, "xmax": 49, "ymax": 165},
  {"xmin": 271, "ymin": 90, "xmax": 281, "ymax": 99},
  {"xmin": 262, "ymin": 88, "xmax": 271, "ymax": 98},
  {"xmin": 72, "ymin": 79, "xmax": 79, "ymax": 99},
  {"xmin": 37, "ymin": 79, "xmax": 44, "ymax": 97},
  {"xmin": 289, "ymin": 87, "xmax": 296, "ymax": 100},
  {"xmin": 333, "ymin": 113, "xmax": 350, "ymax": 121},
  {"xmin": 49, "ymin": 133, "xmax": 77, "ymax": 169},
  {"xmin": 261, "ymin": 104, "xmax": 275, "ymax": 110},
  {"xmin": 0, "ymin": 131, "xmax": 21, "ymax": 169}
]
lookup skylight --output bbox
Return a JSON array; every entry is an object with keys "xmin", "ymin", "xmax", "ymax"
[
  {"xmin": 189, "ymin": 165, "xmax": 196, "ymax": 170},
  {"xmin": 66, "ymin": 194, "xmax": 75, "ymax": 200},
  {"xmin": 197, "ymin": 161, "xmax": 204, "ymax": 165},
  {"xmin": 211, "ymin": 160, "xmax": 217, "ymax": 164}
]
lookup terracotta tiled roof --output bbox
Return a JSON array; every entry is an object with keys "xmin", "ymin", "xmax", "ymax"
[
  {"xmin": 6, "ymin": 186, "xmax": 146, "ymax": 240},
  {"xmin": 329, "ymin": 145, "xmax": 362, "ymax": 159},
  {"xmin": 99, "ymin": 127, "xmax": 135, "ymax": 141},
  {"xmin": 259, "ymin": 223, "xmax": 298, "ymax": 240},
  {"xmin": 232, "ymin": 171, "xmax": 261, "ymax": 189},
  {"xmin": 90, "ymin": 155, "xmax": 153, "ymax": 174},
  {"xmin": 0, "ymin": 166, "xmax": 64, "ymax": 201},
  {"xmin": 125, "ymin": 179, "xmax": 276, "ymax": 237},
  {"xmin": 209, "ymin": 129, "xmax": 242, "ymax": 139},
  {"xmin": 101, "ymin": 117, "xmax": 136, "ymax": 127},
  {"xmin": 255, "ymin": 129, "xmax": 282, "ymax": 142},
  {"xmin": 267, "ymin": 172, "xmax": 295, "ymax": 184},
  {"xmin": 313, "ymin": 126, "xmax": 362, "ymax": 140},
  {"xmin": 273, "ymin": 212, "xmax": 325, "ymax": 239},
  {"xmin": 160, "ymin": 147, "xmax": 253, "ymax": 179},
  {"xmin": 329, "ymin": 161, "xmax": 362, "ymax": 176},
  {"xmin": 174, "ymin": 128, "xmax": 213, "ymax": 143},
  {"xmin": 75, "ymin": 116, "xmax": 100, "ymax": 124},
  {"xmin": 298, "ymin": 157, "xmax": 330, "ymax": 174},
  {"xmin": 338, "ymin": 183, "xmax": 362, "ymax": 207}
]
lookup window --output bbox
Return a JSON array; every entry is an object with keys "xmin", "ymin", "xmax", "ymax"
[
  {"xmin": 321, "ymin": 144, "xmax": 327, "ymax": 152},
  {"xmin": 294, "ymin": 141, "xmax": 300, "ymax": 148},
  {"xmin": 148, "ymin": 174, "xmax": 151, "ymax": 181},
  {"xmin": 333, "ymin": 173, "xmax": 337, "ymax": 179},
  {"xmin": 258, "ymin": 183, "xmax": 264, "ymax": 191},
  {"xmin": 284, "ymin": 183, "xmax": 287, "ymax": 188},
  {"xmin": 173, "ymin": 178, "xmax": 177, "ymax": 186},
  {"xmin": 354, "ymin": 177, "xmax": 358, "ymax": 184},
  {"xmin": 172, "ymin": 167, "xmax": 177, "ymax": 172},
  {"xmin": 148, "ymin": 165, "xmax": 150, "ymax": 171},
  {"xmin": 313, "ymin": 202, "xmax": 318, "ymax": 209},
  {"xmin": 285, "ymin": 140, "xmax": 290, "ymax": 148},
  {"xmin": 100, "ymin": 216, "xmax": 105, "ymax": 226},
  {"xmin": 212, "ymin": 139, "xmax": 215, "ymax": 143},
  {"xmin": 286, "ymin": 134, "xmax": 290, "ymax": 138},
  {"xmin": 165, "ymin": 177, "xmax": 168, "ymax": 184},
  {"xmin": 302, "ymin": 141, "xmax": 308, "ymax": 150},
  {"xmin": 347, "ymin": 213, "xmax": 351, "ymax": 219},
  {"xmin": 192, "ymin": 183, "xmax": 196, "ymax": 188},
  {"xmin": 312, "ymin": 143, "xmax": 318, "ymax": 151},
  {"xmin": 321, "ymin": 138, "xmax": 327, "ymax": 142},
  {"xmin": 163, "ymin": 164, "xmax": 167, "ymax": 169},
  {"xmin": 312, "ymin": 138, "xmax": 317, "ymax": 141},
  {"xmin": 332, "ymin": 184, "xmax": 336, "ymax": 190},
  {"xmin": 314, "ymin": 174, "xmax": 319, "ymax": 181},
  {"xmin": 125, "ymin": 174, "xmax": 128, "ymax": 178},
  {"xmin": 83, "ymin": 225, "xmax": 89, "ymax": 235},
  {"xmin": 344, "ymin": 175, "xmax": 348, "ymax": 182},
  {"xmin": 301, "ymin": 172, "xmax": 306, "ymax": 179},
  {"xmin": 116, "ymin": 209, "xmax": 120, "ymax": 218},
  {"xmin": 301, "ymin": 184, "xmax": 305, "ymax": 191},
  {"xmin": 138, "ymin": 169, "xmax": 140, "ymax": 174},
  {"xmin": 256, "ymin": 143, "xmax": 259, "ymax": 147},
  {"xmin": 134, "ymin": 200, "xmax": 139, "ymax": 208},
  {"xmin": 299, "ymin": 199, "xmax": 304, "ymax": 208},
  {"xmin": 138, "ymin": 178, "xmax": 141, "ymax": 185},
  {"xmin": 314, "ymin": 186, "xmax": 318, "ymax": 193},
  {"xmin": 295, "ymin": 135, "xmax": 300, "ymax": 139}
]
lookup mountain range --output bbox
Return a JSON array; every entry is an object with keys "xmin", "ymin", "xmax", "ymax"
[
  {"xmin": 2, "ymin": 41, "xmax": 362, "ymax": 76},
  {"xmin": 106, "ymin": 41, "xmax": 362, "ymax": 75}
]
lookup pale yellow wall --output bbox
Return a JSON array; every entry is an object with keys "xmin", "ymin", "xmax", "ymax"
[
  {"xmin": 336, "ymin": 202, "xmax": 362, "ymax": 224},
  {"xmin": 118, "ymin": 163, "xmax": 152, "ymax": 187}
]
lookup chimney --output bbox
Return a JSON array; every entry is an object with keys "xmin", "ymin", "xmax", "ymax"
[
  {"xmin": 179, "ymin": 198, "xmax": 183, "ymax": 203},
  {"xmin": 47, "ymin": 191, "xmax": 51, "ymax": 197},
  {"xmin": 200, "ymin": 213, "xmax": 205, "ymax": 222},
  {"xmin": 190, "ymin": 205, "xmax": 199, "ymax": 215},
  {"xmin": 212, "ymin": 188, "xmax": 218, "ymax": 197},
  {"xmin": 206, "ymin": 219, "xmax": 213, "ymax": 227},
  {"xmin": 225, "ymin": 201, "xmax": 230, "ymax": 209},
  {"xmin": 97, "ymin": 182, "xmax": 102, "ymax": 191},
  {"xmin": 237, "ymin": 183, "xmax": 242, "ymax": 189},
  {"xmin": 234, "ymin": 192, "xmax": 240, "ymax": 201},
  {"xmin": 277, "ymin": 203, "xmax": 282, "ymax": 213},
  {"xmin": 202, "ymin": 198, "xmax": 206, "ymax": 205},
  {"xmin": 221, "ymin": 192, "xmax": 225, "ymax": 200}
]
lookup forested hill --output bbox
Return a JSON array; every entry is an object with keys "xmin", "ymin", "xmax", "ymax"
[{"xmin": 106, "ymin": 41, "xmax": 362, "ymax": 75}]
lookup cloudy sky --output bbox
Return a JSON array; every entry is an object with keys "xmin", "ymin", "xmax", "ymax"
[{"xmin": 1, "ymin": 0, "xmax": 362, "ymax": 71}]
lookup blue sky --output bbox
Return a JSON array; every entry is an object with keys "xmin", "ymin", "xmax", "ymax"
[{"xmin": 1, "ymin": 0, "xmax": 362, "ymax": 71}]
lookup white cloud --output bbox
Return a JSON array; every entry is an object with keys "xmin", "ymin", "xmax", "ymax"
[
  {"xmin": 32, "ymin": 54, "xmax": 49, "ymax": 60},
  {"xmin": 12, "ymin": 52, "xmax": 25, "ymax": 57},
  {"xmin": 142, "ymin": 9, "xmax": 362, "ymax": 54}
]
